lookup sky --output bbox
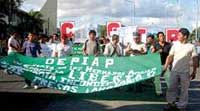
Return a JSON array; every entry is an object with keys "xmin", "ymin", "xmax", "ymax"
[{"xmin": 20, "ymin": 0, "xmax": 200, "ymax": 32}]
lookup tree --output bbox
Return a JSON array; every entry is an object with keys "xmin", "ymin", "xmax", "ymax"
[
  {"xmin": 26, "ymin": 10, "xmax": 45, "ymax": 33},
  {"xmin": 0, "ymin": 0, "xmax": 23, "ymax": 34},
  {"xmin": 190, "ymin": 27, "xmax": 200, "ymax": 41}
]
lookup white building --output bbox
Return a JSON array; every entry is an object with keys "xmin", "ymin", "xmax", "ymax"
[{"xmin": 40, "ymin": 0, "xmax": 57, "ymax": 35}]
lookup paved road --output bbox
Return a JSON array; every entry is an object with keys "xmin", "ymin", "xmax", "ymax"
[{"xmin": 0, "ymin": 70, "xmax": 200, "ymax": 111}]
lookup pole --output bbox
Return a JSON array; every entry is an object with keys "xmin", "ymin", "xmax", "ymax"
[
  {"xmin": 133, "ymin": 0, "xmax": 135, "ymax": 25},
  {"xmin": 47, "ymin": 17, "xmax": 50, "ymax": 36},
  {"xmin": 196, "ymin": 0, "xmax": 199, "ymax": 41},
  {"xmin": 176, "ymin": 0, "xmax": 180, "ymax": 27}
]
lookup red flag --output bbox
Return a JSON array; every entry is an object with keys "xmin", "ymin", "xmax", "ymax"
[
  {"xmin": 106, "ymin": 22, "xmax": 121, "ymax": 37},
  {"xmin": 166, "ymin": 28, "xmax": 179, "ymax": 42},
  {"xmin": 61, "ymin": 22, "xmax": 75, "ymax": 38}
]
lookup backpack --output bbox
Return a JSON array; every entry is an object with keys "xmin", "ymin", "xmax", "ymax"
[{"xmin": 84, "ymin": 39, "xmax": 100, "ymax": 52}]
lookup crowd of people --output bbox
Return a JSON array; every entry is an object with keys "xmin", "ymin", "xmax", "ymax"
[{"xmin": 2, "ymin": 27, "xmax": 200, "ymax": 111}]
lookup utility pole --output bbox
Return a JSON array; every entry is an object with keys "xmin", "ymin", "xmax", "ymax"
[
  {"xmin": 196, "ymin": 0, "xmax": 199, "ymax": 41},
  {"xmin": 125, "ymin": 0, "xmax": 135, "ymax": 25},
  {"xmin": 176, "ymin": 0, "xmax": 180, "ymax": 27}
]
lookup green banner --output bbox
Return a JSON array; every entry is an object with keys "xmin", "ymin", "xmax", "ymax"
[
  {"xmin": 72, "ymin": 43, "xmax": 83, "ymax": 55},
  {"xmin": 0, "ymin": 53, "xmax": 162, "ymax": 93}
]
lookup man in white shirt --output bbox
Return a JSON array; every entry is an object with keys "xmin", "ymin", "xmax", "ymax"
[
  {"xmin": 82, "ymin": 30, "xmax": 100, "ymax": 56},
  {"xmin": 7, "ymin": 32, "xmax": 20, "ymax": 55},
  {"xmin": 49, "ymin": 33, "xmax": 60, "ymax": 57},
  {"xmin": 52, "ymin": 37, "xmax": 72, "ymax": 57},
  {"xmin": 125, "ymin": 32, "xmax": 147, "ymax": 56},
  {"xmin": 163, "ymin": 28, "xmax": 198, "ymax": 111}
]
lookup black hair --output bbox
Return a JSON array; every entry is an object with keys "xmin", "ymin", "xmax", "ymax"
[
  {"xmin": 53, "ymin": 33, "xmax": 59, "ymax": 37},
  {"xmin": 147, "ymin": 34, "xmax": 154, "ymax": 39},
  {"xmin": 89, "ymin": 30, "xmax": 96, "ymax": 36},
  {"xmin": 157, "ymin": 32, "xmax": 165, "ymax": 37},
  {"xmin": 112, "ymin": 34, "xmax": 119, "ymax": 41},
  {"xmin": 179, "ymin": 28, "xmax": 190, "ymax": 38},
  {"xmin": 133, "ymin": 32, "xmax": 140, "ymax": 37}
]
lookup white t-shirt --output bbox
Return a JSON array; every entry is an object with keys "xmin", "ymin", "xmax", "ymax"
[
  {"xmin": 104, "ymin": 42, "xmax": 122, "ymax": 56},
  {"xmin": 52, "ymin": 43, "xmax": 72, "ymax": 57},
  {"xmin": 196, "ymin": 46, "xmax": 200, "ymax": 54},
  {"xmin": 169, "ymin": 41, "xmax": 197, "ymax": 72},
  {"xmin": 40, "ymin": 43, "xmax": 52, "ymax": 57},
  {"xmin": 8, "ymin": 36, "xmax": 20, "ymax": 54},
  {"xmin": 130, "ymin": 42, "xmax": 147, "ymax": 53}
]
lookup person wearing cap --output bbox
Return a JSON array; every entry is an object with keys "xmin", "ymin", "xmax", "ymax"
[
  {"xmin": 124, "ymin": 32, "xmax": 146, "ymax": 93},
  {"xmin": 125, "ymin": 32, "xmax": 147, "ymax": 56},
  {"xmin": 163, "ymin": 28, "xmax": 198, "ymax": 111},
  {"xmin": 104, "ymin": 34, "xmax": 122, "ymax": 57}
]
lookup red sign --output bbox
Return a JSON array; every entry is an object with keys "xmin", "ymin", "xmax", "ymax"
[
  {"xmin": 166, "ymin": 28, "xmax": 179, "ymax": 42},
  {"xmin": 137, "ymin": 27, "xmax": 147, "ymax": 36},
  {"xmin": 107, "ymin": 22, "xmax": 121, "ymax": 37},
  {"xmin": 61, "ymin": 22, "xmax": 75, "ymax": 38}
]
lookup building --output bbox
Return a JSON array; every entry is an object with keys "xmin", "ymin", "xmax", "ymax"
[{"xmin": 40, "ymin": 0, "xmax": 57, "ymax": 35}]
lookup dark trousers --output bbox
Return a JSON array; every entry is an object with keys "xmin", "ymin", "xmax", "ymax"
[{"xmin": 25, "ymin": 79, "xmax": 31, "ymax": 86}]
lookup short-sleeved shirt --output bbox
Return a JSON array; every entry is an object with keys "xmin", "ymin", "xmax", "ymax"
[
  {"xmin": 52, "ymin": 43, "xmax": 72, "ymax": 57},
  {"xmin": 23, "ymin": 41, "xmax": 41, "ymax": 57},
  {"xmin": 40, "ymin": 43, "xmax": 52, "ymax": 57},
  {"xmin": 169, "ymin": 41, "xmax": 197, "ymax": 72},
  {"xmin": 196, "ymin": 45, "xmax": 200, "ymax": 54},
  {"xmin": 155, "ymin": 42, "xmax": 171, "ymax": 65},
  {"xmin": 130, "ymin": 42, "xmax": 147, "ymax": 53},
  {"xmin": 83, "ymin": 40, "xmax": 99, "ymax": 56},
  {"xmin": 8, "ymin": 36, "xmax": 20, "ymax": 54},
  {"xmin": 104, "ymin": 42, "xmax": 122, "ymax": 57}
]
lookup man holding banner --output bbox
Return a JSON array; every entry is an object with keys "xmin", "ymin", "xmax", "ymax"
[
  {"xmin": 125, "ymin": 32, "xmax": 147, "ymax": 56},
  {"xmin": 22, "ymin": 33, "xmax": 41, "ymax": 89},
  {"xmin": 104, "ymin": 34, "xmax": 122, "ymax": 57}
]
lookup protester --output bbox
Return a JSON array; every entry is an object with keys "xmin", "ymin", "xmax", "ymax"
[
  {"xmin": 7, "ymin": 32, "xmax": 21, "ymax": 55},
  {"xmin": 39, "ymin": 34, "xmax": 52, "ymax": 57},
  {"xmin": 22, "ymin": 33, "xmax": 41, "ymax": 89},
  {"xmin": 49, "ymin": 33, "xmax": 60, "ymax": 44},
  {"xmin": 195, "ymin": 39, "xmax": 200, "ymax": 67},
  {"xmin": 146, "ymin": 34, "xmax": 156, "ymax": 54},
  {"xmin": 104, "ymin": 34, "xmax": 122, "ymax": 57},
  {"xmin": 155, "ymin": 32, "xmax": 172, "ymax": 95},
  {"xmin": 124, "ymin": 32, "xmax": 146, "ymax": 92},
  {"xmin": 145, "ymin": 34, "xmax": 162, "ymax": 96},
  {"xmin": 49, "ymin": 33, "xmax": 60, "ymax": 57},
  {"xmin": 156, "ymin": 32, "xmax": 172, "ymax": 65},
  {"xmin": 163, "ymin": 28, "xmax": 198, "ymax": 111},
  {"xmin": 83, "ymin": 30, "xmax": 100, "ymax": 56},
  {"xmin": 52, "ymin": 36, "xmax": 72, "ymax": 57},
  {"xmin": 99, "ymin": 36, "xmax": 107, "ymax": 53},
  {"xmin": 125, "ymin": 32, "xmax": 147, "ymax": 56}
]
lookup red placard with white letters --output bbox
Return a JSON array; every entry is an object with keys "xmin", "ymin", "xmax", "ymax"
[
  {"xmin": 106, "ymin": 22, "xmax": 121, "ymax": 37},
  {"xmin": 61, "ymin": 21, "xmax": 75, "ymax": 38}
]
